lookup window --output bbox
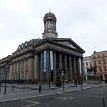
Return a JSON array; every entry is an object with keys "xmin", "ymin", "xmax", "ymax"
[
  {"xmin": 104, "ymin": 67, "xmax": 106, "ymax": 71},
  {"xmin": 99, "ymin": 67, "xmax": 102, "ymax": 72},
  {"xmin": 94, "ymin": 62, "xmax": 96, "ymax": 66},
  {"xmin": 98, "ymin": 55, "xmax": 100, "ymax": 57},
  {"xmin": 103, "ymin": 59, "xmax": 106, "ymax": 65},
  {"xmin": 21, "ymin": 61, "xmax": 24, "ymax": 69},
  {"xmin": 103, "ymin": 61, "xmax": 106, "ymax": 65},
  {"xmin": 99, "ymin": 61, "xmax": 101, "ymax": 64},
  {"xmin": 86, "ymin": 62, "xmax": 88, "ymax": 66},
  {"xmin": 99, "ymin": 67, "xmax": 101, "ymax": 71},
  {"xmin": 90, "ymin": 62, "xmax": 92, "ymax": 68},
  {"xmin": 103, "ymin": 54, "xmax": 105, "ymax": 56}
]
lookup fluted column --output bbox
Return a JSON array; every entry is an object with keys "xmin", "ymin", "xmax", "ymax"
[
  {"xmin": 76, "ymin": 58, "xmax": 80, "ymax": 79},
  {"xmin": 34, "ymin": 52, "xmax": 38, "ymax": 82},
  {"xmin": 40, "ymin": 51, "xmax": 44, "ymax": 82},
  {"xmin": 20, "ymin": 61, "xmax": 22, "ymax": 80},
  {"xmin": 28, "ymin": 58, "xmax": 34, "ymax": 82},
  {"xmin": 37, "ymin": 54, "xmax": 40, "ymax": 82},
  {"xmin": 16, "ymin": 61, "xmax": 19, "ymax": 82},
  {"xmin": 73, "ymin": 57, "xmax": 77, "ymax": 79},
  {"xmin": 53, "ymin": 51, "xmax": 56, "ymax": 82},
  {"xmin": 69, "ymin": 56, "xmax": 73, "ymax": 80},
  {"xmin": 81, "ymin": 58, "xmax": 84, "ymax": 78},
  {"xmin": 15, "ymin": 62, "xmax": 16, "ymax": 81},
  {"xmin": 14, "ymin": 62, "xmax": 16, "ymax": 80},
  {"xmin": 46, "ymin": 50, "xmax": 50, "ymax": 82},
  {"xmin": 23, "ymin": 59, "xmax": 26, "ymax": 80},
  {"xmin": 59, "ymin": 53, "xmax": 62, "ymax": 70},
  {"xmin": 64, "ymin": 54, "xmax": 68, "ymax": 80}
]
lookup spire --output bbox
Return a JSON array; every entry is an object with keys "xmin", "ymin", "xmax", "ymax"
[{"xmin": 42, "ymin": 12, "xmax": 58, "ymax": 39}]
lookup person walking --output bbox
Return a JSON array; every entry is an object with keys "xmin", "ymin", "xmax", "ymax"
[
  {"xmin": 74, "ymin": 79, "xmax": 77, "ymax": 87},
  {"xmin": 39, "ymin": 82, "xmax": 41, "ymax": 93}
]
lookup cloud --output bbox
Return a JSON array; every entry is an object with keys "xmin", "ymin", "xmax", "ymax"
[
  {"xmin": 1, "ymin": 0, "xmax": 31, "ymax": 14},
  {"xmin": 0, "ymin": 0, "xmax": 107, "ymax": 58}
]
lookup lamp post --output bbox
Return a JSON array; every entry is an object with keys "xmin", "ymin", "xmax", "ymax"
[{"xmin": 4, "ymin": 62, "xmax": 10, "ymax": 94}]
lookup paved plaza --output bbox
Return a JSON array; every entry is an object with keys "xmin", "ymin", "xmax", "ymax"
[{"xmin": 0, "ymin": 82, "xmax": 106, "ymax": 103}]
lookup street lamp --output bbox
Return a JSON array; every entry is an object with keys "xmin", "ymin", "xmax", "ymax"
[{"xmin": 4, "ymin": 62, "xmax": 10, "ymax": 94}]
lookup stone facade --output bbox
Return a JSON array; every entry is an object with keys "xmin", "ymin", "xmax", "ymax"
[
  {"xmin": 83, "ymin": 56, "xmax": 93, "ymax": 80},
  {"xmin": 0, "ymin": 12, "xmax": 85, "ymax": 84},
  {"xmin": 91, "ymin": 51, "xmax": 107, "ymax": 80}
]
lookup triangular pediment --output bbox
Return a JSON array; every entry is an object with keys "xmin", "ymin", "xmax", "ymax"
[
  {"xmin": 50, "ymin": 38, "xmax": 85, "ymax": 53},
  {"xmin": 33, "ymin": 37, "xmax": 85, "ymax": 54}
]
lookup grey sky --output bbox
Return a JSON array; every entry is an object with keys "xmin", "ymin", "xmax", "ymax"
[{"xmin": 0, "ymin": 0, "xmax": 107, "ymax": 59}]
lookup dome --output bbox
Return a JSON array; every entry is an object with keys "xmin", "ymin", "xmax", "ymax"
[{"xmin": 43, "ymin": 12, "xmax": 56, "ymax": 21}]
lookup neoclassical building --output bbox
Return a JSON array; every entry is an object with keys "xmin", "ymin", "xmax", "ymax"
[{"xmin": 0, "ymin": 12, "xmax": 85, "ymax": 83}]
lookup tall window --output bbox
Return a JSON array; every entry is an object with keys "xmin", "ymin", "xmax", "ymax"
[
  {"xmin": 86, "ymin": 62, "xmax": 88, "ymax": 66},
  {"xmin": 99, "ymin": 60, "xmax": 101, "ymax": 64}
]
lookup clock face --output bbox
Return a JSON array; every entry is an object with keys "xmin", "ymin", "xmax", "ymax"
[{"xmin": 47, "ymin": 22, "xmax": 54, "ymax": 30}]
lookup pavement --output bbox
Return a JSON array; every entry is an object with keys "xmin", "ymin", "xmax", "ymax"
[{"xmin": 0, "ymin": 82, "xmax": 106, "ymax": 103}]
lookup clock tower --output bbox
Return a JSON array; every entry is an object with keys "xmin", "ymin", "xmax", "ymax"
[{"xmin": 42, "ymin": 12, "xmax": 58, "ymax": 38}]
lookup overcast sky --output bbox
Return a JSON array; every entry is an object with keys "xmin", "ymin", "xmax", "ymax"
[{"xmin": 0, "ymin": 0, "xmax": 107, "ymax": 59}]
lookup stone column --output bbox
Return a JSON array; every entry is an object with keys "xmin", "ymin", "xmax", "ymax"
[
  {"xmin": 28, "ymin": 58, "xmax": 34, "ymax": 83},
  {"xmin": 20, "ymin": 61, "xmax": 22, "ymax": 81},
  {"xmin": 14, "ymin": 62, "xmax": 16, "ymax": 80},
  {"xmin": 34, "ymin": 52, "xmax": 38, "ymax": 82},
  {"xmin": 46, "ymin": 50, "xmax": 50, "ymax": 82},
  {"xmin": 17, "ymin": 61, "xmax": 19, "ymax": 82},
  {"xmin": 59, "ymin": 53, "xmax": 62, "ymax": 70},
  {"xmin": 76, "ymin": 58, "xmax": 80, "ymax": 79},
  {"xmin": 24, "ymin": 60, "xmax": 26, "ymax": 80},
  {"xmin": 40, "ymin": 51, "xmax": 44, "ymax": 82},
  {"xmin": 69, "ymin": 55, "xmax": 73, "ymax": 80},
  {"xmin": 37, "ymin": 54, "xmax": 40, "ymax": 83},
  {"xmin": 73, "ymin": 57, "xmax": 77, "ymax": 79},
  {"xmin": 53, "ymin": 51, "xmax": 56, "ymax": 82},
  {"xmin": 81, "ymin": 58, "xmax": 84, "ymax": 78},
  {"xmin": 64, "ymin": 54, "xmax": 68, "ymax": 80}
]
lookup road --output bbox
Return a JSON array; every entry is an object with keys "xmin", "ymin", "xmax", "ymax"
[{"xmin": 0, "ymin": 85, "xmax": 107, "ymax": 107}]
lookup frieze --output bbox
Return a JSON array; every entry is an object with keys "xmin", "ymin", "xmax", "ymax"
[
  {"xmin": 35, "ymin": 43, "xmax": 83, "ymax": 57},
  {"xmin": 11, "ymin": 53, "xmax": 33, "ymax": 62}
]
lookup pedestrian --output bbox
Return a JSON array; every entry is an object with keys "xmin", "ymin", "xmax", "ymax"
[
  {"xmin": 74, "ymin": 79, "xmax": 77, "ymax": 87},
  {"xmin": 39, "ymin": 82, "xmax": 41, "ymax": 93},
  {"xmin": 80, "ymin": 80, "xmax": 83, "ymax": 89}
]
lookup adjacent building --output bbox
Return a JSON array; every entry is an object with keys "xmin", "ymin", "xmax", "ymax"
[
  {"xmin": 83, "ymin": 51, "xmax": 107, "ymax": 81},
  {"xmin": 0, "ymin": 12, "xmax": 85, "ymax": 84},
  {"xmin": 83, "ymin": 56, "xmax": 92, "ymax": 80},
  {"xmin": 91, "ymin": 51, "xmax": 107, "ymax": 80}
]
